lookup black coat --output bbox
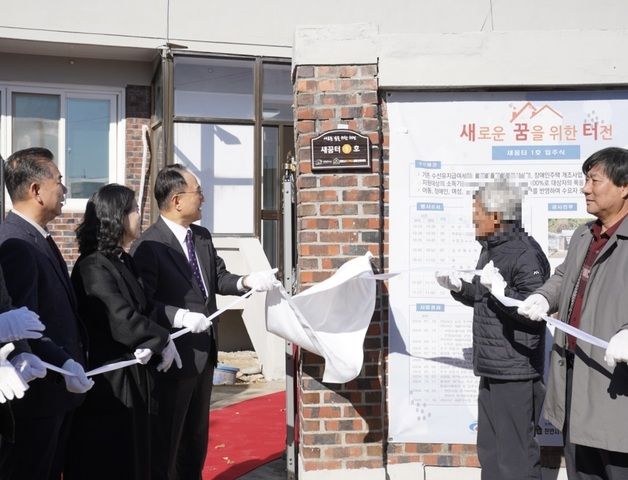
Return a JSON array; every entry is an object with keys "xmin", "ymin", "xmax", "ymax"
[
  {"xmin": 66, "ymin": 251, "xmax": 172, "ymax": 480},
  {"xmin": 131, "ymin": 218, "xmax": 241, "ymax": 377},
  {"xmin": 0, "ymin": 211, "xmax": 88, "ymax": 417},
  {"xmin": 452, "ymin": 223, "xmax": 550, "ymax": 380},
  {"xmin": 70, "ymin": 251, "xmax": 170, "ymax": 410}
]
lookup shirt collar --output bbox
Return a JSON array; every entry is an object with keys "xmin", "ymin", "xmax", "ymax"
[
  {"xmin": 11, "ymin": 209, "xmax": 49, "ymax": 238},
  {"xmin": 591, "ymin": 214, "xmax": 627, "ymax": 240},
  {"xmin": 160, "ymin": 215, "xmax": 190, "ymax": 245}
]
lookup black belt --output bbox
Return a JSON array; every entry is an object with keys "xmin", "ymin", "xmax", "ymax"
[{"xmin": 565, "ymin": 350, "xmax": 575, "ymax": 369}]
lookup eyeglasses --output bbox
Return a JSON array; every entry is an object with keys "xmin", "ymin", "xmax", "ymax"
[{"xmin": 175, "ymin": 187, "xmax": 203, "ymax": 197}]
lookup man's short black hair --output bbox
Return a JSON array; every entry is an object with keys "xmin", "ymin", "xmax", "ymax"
[
  {"xmin": 4, "ymin": 147, "xmax": 55, "ymax": 202},
  {"xmin": 582, "ymin": 147, "xmax": 628, "ymax": 187},
  {"xmin": 154, "ymin": 164, "xmax": 189, "ymax": 210}
]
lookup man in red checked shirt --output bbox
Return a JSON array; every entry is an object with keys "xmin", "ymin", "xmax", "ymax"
[{"xmin": 518, "ymin": 147, "xmax": 628, "ymax": 479}]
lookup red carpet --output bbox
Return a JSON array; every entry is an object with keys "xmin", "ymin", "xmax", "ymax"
[{"xmin": 203, "ymin": 391, "xmax": 286, "ymax": 479}]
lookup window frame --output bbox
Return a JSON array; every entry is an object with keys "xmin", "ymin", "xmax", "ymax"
[
  {"xmin": 171, "ymin": 54, "xmax": 292, "ymax": 238},
  {"xmin": 0, "ymin": 82, "xmax": 125, "ymax": 213}
]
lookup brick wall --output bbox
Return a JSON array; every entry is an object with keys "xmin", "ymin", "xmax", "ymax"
[
  {"xmin": 294, "ymin": 64, "xmax": 387, "ymax": 471},
  {"xmin": 50, "ymin": 85, "xmax": 151, "ymax": 269},
  {"xmin": 49, "ymin": 212, "xmax": 84, "ymax": 269}
]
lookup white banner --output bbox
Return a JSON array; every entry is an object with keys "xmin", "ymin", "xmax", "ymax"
[{"xmin": 387, "ymin": 90, "xmax": 628, "ymax": 444}]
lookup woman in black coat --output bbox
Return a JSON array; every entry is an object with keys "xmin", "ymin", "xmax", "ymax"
[{"xmin": 65, "ymin": 184, "xmax": 181, "ymax": 480}]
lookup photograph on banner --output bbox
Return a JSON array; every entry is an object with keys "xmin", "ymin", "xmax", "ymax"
[{"xmin": 387, "ymin": 90, "xmax": 628, "ymax": 444}]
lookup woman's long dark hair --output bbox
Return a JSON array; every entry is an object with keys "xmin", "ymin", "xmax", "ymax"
[{"xmin": 76, "ymin": 184, "xmax": 136, "ymax": 256}]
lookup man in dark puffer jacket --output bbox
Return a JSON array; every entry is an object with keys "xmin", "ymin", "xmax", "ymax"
[{"xmin": 436, "ymin": 180, "xmax": 550, "ymax": 480}]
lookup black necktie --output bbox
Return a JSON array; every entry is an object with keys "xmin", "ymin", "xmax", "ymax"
[{"xmin": 185, "ymin": 230, "xmax": 207, "ymax": 300}]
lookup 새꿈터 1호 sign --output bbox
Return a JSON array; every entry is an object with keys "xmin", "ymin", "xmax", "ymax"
[{"xmin": 310, "ymin": 129, "xmax": 371, "ymax": 171}]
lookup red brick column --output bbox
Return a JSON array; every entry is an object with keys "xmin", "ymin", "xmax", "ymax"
[{"xmin": 294, "ymin": 64, "xmax": 386, "ymax": 472}]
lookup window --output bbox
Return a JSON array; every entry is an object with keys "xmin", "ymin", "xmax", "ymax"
[
  {"xmin": 66, "ymin": 97, "xmax": 112, "ymax": 199},
  {"xmin": 172, "ymin": 54, "xmax": 293, "ymax": 262},
  {"xmin": 12, "ymin": 93, "xmax": 60, "ymax": 159},
  {"xmin": 262, "ymin": 63, "xmax": 293, "ymax": 122},
  {"xmin": 174, "ymin": 57, "xmax": 254, "ymax": 120},
  {"xmin": 0, "ymin": 85, "xmax": 122, "ymax": 209}
]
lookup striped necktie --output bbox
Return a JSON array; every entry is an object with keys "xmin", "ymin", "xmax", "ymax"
[{"xmin": 185, "ymin": 229, "xmax": 207, "ymax": 300}]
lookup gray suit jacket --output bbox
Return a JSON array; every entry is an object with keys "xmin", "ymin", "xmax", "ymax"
[
  {"xmin": 131, "ymin": 217, "xmax": 241, "ymax": 378},
  {"xmin": 538, "ymin": 218, "xmax": 628, "ymax": 452}
]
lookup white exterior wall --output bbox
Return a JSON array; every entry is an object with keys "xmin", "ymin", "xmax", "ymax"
[{"xmin": 1, "ymin": 0, "xmax": 627, "ymax": 64}]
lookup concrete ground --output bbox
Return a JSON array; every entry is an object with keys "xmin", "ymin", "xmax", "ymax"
[
  {"xmin": 210, "ymin": 379, "xmax": 285, "ymax": 410},
  {"xmin": 210, "ymin": 378, "xmax": 288, "ymax": 479}
]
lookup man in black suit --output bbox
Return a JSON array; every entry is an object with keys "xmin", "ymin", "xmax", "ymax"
[
  {"xmin": 0, "ymin": 147, "xmax": 93, "ymax": 479},
  {"xmin": 132, "ymin": 164, "xmax": 277, "ymax": 480}
]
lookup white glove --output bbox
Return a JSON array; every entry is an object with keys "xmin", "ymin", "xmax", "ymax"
[
  {"xmin": 517, "ymin": 293, "xmax": 549, "ymax": 321},
  {"xmin": 244, "ymin": 270, "xmax": 279, "ymax": 292},
  {"xmin": 10, "ymin": 352, "xmax": 46, "ymax": 383},
  {"xmin": 435, "ymin": 271, "xmax": 462, "ymax": 293},
  {"xmin": 0, "ymin": 307, "xmax": 45, "ymax": 342},
  {"xmin": 604, "ymin": 329, "xmax": 628, "ymax": 368},
  {"xmin": 62, "ymin": 359, "xmax": 94, "ymax": 394},
  {"xmin": 0, "ymin": 343, "xmax": 28, "ymax": 403},
  {"xmin": 157, "ymin": 338, "xmax": 182, "ymax": 373},
  {"xmin": 133, "ymin": 348, "xmax": 153, "ymax": 365},
  {"xmin": 173, "ymin": 310, "xmax": 211, "ymax": 333},
  {"xmin": 480, "ymin": 261, "xmax": 507, "ymax": 297}
]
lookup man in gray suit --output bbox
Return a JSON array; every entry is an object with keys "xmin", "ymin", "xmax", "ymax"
[
  {"xmin": 0, "ymin": 147, "xmax": 93, "ymax": 479},
  {"xmin": 519, "ymin": 147, "xmax": 628, "ymax": 479},
  {"xmin": 132, "ymin": 164, "xmax": 276, "ymax": 480}
]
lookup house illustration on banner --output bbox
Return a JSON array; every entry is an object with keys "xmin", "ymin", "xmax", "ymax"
[{"xmin": 510, "ymin": 101, "xmax": 563, "ymax": 124}]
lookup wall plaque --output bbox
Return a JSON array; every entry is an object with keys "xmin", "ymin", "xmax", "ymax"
[{"xmin": 310, "ymin": 129, "xmax": 371, "ymax": 171}]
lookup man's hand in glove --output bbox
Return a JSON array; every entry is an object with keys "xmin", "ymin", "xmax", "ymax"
[
  {"xmin": 517, "ymin": 294, "xmax": 549, "ymax": 321},
  {"xmin": 605, "ymin": 329, "xmax": 628, "ymax": 368},
  {"xmin": 0, "ymin": 343, "xmax": 28, "ymax": 403},
  {"xmin": 435, "ymin": 272, "xmax": 462, "ymax": 293},
  {"xmin": 173, "ymin": 310, "xmax": 212, "ymax": 333},
  {"xmin": 62, "ymin": 359, "xmax": 94, "ymax": 394},
  {"xmin": 480, "ymin": 261, "xmax": 507, "ymax": 297},
  {"xmin": 11, "ymin": 352, "xmax": 46, "ymax": 383},
  {"xmin": 0, "ymin": 307, "xmax": 45, "ymax": 342},
  {"xmin": 243, "ymin": 270, "xmax": 279, "ymax": 292}
]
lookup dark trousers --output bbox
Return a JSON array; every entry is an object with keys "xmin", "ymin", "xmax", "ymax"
[
  {"xmin": 0, "ymin": 411, "xmax": 73, "ymax": 480},
  {"xmin": 477, "ymin": 376, "xmax": 545, "ymax": 480},
  {"xmin": 564, "ymin": 356, "xmax": 628, "ymax": 479},
  {"xmin": 152, "ymin": 361, "xmax": 214, "ymax": 480},
  {"xmin": 64, "ymin": 405, "xmax": 151, "ymax": 480}
]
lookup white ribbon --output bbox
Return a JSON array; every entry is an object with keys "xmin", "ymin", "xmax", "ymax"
[
  {"xmin": 41, "ymin": 361, "xmax": 75, "ymax": 377},
  {"xmin": 491, "ymin": 292, "xmax": 609, "ymax": 349},
  {"xmin": 47, "ymin": 266, "xmax": 393, "ymax": 380},
  {"xmin": 170, "ymin": 289, "xmax": 255, "ymax": 340},
  {"xmin": 74, "ymin": 289, "xmax": 257, "ymax": 378},
  {"xmin": 426, "ymin": 267, "xmax": 609, "ymax": 349},
  {"xmin": 86, "ymin": 359, "xmax": 139, "ymax": 377}
]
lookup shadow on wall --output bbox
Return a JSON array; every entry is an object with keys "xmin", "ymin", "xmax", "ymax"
[{"xmin": 389, "ymin": 309, "xmax": 473, "ymax": 370}]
